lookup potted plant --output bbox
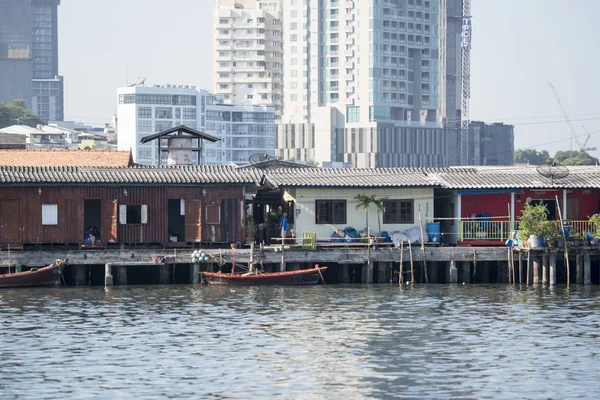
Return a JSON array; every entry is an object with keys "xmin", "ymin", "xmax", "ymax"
[
  {"xmin": 518, "ymin": 203, "xmax": 549, "ymax": 247},
  {"xmin": 570, "ymin": 230, "xmax": 583, "ymax": 247},
  {"xmin": 588, "ymin": 214, "xmax": 600, "ymax": 245}
]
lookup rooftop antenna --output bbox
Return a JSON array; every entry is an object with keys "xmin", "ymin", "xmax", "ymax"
[
  {"xmin": 536, "ymin": 161, "xmax": 569, "ymax": 185},
  {"xmin": 249, "ymin": 153, "xmax": 278, "ymax": 187}
]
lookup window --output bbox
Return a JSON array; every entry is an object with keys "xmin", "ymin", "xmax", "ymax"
[
  {"xmin": 41, "ymin": 204, "xmax": 58, "ymax": 225},
  {"xmin": 383, "ymin": 200, "xmax": 414, "ymax": 224},
  {"xmin": 183, "ymin": 108, "xmax": 196, "ymax": 119},
  {"xmin": 315, "ymin": 200, "xmax": 346, "ymax": 224},
  {"xmin": 155, "ymin": 107, "xmax": 172, "ymax": 119},
  {"xmin": 119, "ymin": 205, "xmax": 148, "ymax": 225},
  {"xmin": 137, "ymin": 107, "xmax": 152, "ymax": 118}
]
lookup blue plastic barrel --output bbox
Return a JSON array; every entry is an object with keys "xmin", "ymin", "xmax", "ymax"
[{"xmin": 427, "ymin": 222, "xmax": 441, "ymax": 243}]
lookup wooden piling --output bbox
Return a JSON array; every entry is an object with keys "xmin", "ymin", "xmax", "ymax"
[
  {"xmin": 104, "ymin": 263, "xmax": 113, "ymax": 287},
  {"xmin": 584, "ymin": 251, "xmax": 591, "ymax": 285},
  {"xmin": 190, "ymin": 263, "xmax": 199, "ymax": 284},
  {"xmin": 542, "ymin": 255, "xmax": 549, "ymax": 285},
  {"xmin": 74, "ymin": 265, "xmax": 86, "ymax": 286},
  {"xmin": 448, "ymin": 259, "xmax": 458, "ymax": 283},
  {"xmin": 408, "ymin": 241, "xmax": 414, "ymax": 283},
  {"xmin": 526, "ymin": 250, "xmax": 532, "ymax": 285},
  {"xmin": 576, "ymin": 254, "xmax": 584, "ymax": 284},
  {"xmin": 460, "ymin": 261, "xmax": 470, "ymax": 284},
  {"xmin": 549, "ymin": 253, "xmax": 557, "ymax": 286},
  {"xmin": 118, "ymin": 265, "xmax": 128, "ymax": 285},
  {"xmin": 159, "ymin": 264, "xmax": 170, "ymax": 285},
  {"xmin": 399, "ymin": 241, "xmax": 404, "ymax": 286},
  {"xmin": 533, "ymin": 257, "xmax": 541, "ymax": 284}
]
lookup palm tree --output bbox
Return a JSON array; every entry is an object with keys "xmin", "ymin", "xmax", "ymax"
[
  {"xmin": 354, "ymin": 194, "xmax": 376, "ymax": 233},
  {"xmin": 373, "ymin": 197, "xmax": 387, "ymax": 234}
]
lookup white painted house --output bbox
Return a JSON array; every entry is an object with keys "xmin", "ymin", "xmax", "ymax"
[{"xmin": 264, "ymin": 168, "xmax": 436, "ymax": 241}]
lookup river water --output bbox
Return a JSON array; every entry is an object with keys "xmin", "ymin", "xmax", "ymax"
[{"xmin": 1, "ymin": 284, "xmax": 599, "ymax": 399}]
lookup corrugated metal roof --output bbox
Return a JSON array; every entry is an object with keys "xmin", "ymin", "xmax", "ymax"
[
  {"xmin": 264, "ymin": 168, "xmax": 443, "ymax": 188},
  {"xmin": 0, "ymin": 165, "xmax": 599, "ymax": 189},
  {"xmin": 0, "ymin": 165, "xmax": 259, "ymax": 185},
  {"xmin": 431, "ymin": 166, "xmax": 600, "ymax": 189}
]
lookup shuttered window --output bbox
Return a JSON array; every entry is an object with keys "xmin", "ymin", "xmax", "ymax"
[
  {"xmin": 119, "ymin": 205, "xmax": 148, "ymax": 224},
  {"xmin": 41, "ymin": 204, "xmax": 58, "ymax": 225}
]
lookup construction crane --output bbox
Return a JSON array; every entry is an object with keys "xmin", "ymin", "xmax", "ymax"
[
  {"xmin": 459, "ymin": 0, "xmax": 472, "ymax": 166},
  {"xmin": 548, "ymin": 82, "xmax": 595, "ymax": 152},
  {"xmin": 581, "ymin": 126, "xmax": 597, "ymax": 151}
]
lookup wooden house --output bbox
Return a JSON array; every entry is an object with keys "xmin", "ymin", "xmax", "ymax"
[{"xmin": 0, "ymin": 165, "xmax": 257, "ymax": 248}]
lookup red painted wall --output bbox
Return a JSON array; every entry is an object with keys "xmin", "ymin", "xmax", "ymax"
[
  {"xmin": 461, "ymin": 193, "xmax": 511, "ymax": 218},
  {"xmin": 462, "ymin": 189, "xmax": 600, "ymax": 220}
]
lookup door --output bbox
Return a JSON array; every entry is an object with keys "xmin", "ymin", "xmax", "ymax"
[
  {"xmin": 101, "ymin": 199, "xmax": 118, "ymax": 243},
  {"xmin": 567, "ymin": 198, "xmax": 580, "ymax": 221},
  {"xmin": 220, "ymin": 199, "xmax": 240, "ymax": 244},
  {"xmin": 185, "ymin": 200, "xmax": 202, "ymax": 242},
  {"xmin": 0, "ymin": 200, "xmax": 21, "ymax": 244}
]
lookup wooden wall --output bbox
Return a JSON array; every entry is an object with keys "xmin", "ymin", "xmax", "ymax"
[{"xmin": 0, "ymin": 185, "xmax": 246, "ymax": 245}]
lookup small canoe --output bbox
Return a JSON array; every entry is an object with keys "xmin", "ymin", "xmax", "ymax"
[
  {"xmin": 0, "ymin": 259, "xmax": 66, "ymax": 288},
  {"xmin": 203, "ymin": 266, "xmax": 328, "ymax": 286}
]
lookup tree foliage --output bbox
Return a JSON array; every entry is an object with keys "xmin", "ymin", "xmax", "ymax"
[
  {"xmin": 514, "ymin": 149, "xmax": 550, "ymax": 165},
  {"xmin": 0, "ymin": 100, "xmax": 45, "ymax": 129},
  {"xmin": 554, "ymin": 150, "xmax": 598, "ymax": 166}
]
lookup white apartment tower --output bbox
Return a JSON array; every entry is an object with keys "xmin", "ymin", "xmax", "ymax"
[
  {"xmin": 213, "ymin": 0, "xmax": 283, "ymax": 119},
  {"xmin": 279, "ymin": 0, "xmax": 461, "ymax": 168}
]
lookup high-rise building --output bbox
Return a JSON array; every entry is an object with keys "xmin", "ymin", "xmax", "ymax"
[
  {"xmin": 31, "ymin": 0, "xmax": 64, "ymax": 122},
  {"xmin": 278, "ymin": 0, "xmax": 462, "ymax": 168},
  {"xmin": 0, "ymin": 0, "xmax": 33, "ymax": 107},
  {"xmin": 213, "ymin": 0, "xmax": 283, "ymax": 119},
  {"xmin": 116, "ymin": 84, "xmax": 275, "ymax": 166},
  {"xmin": 0, "ymin": 0, "xmax": 63, "ymax": 121},
  {"xmin": 446, "ymin": 121, "xmax": 514, "ymax": 166}
]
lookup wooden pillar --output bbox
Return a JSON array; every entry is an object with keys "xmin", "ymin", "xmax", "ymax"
[
  {"xmin": 377, "ymin": 262, "xmax": 387, "ymax": 284},
  {"xmin": 367, "ymin": 262, "xmax": 373, "ymax": 284},
  {"xmin": 159, "ymin": 264, "xmax": 170, "ymax": 285},
  {"xmin": 542, "ymin": 255, "xmax": 549, "ymax": 285},
  {"xmin": 584, "ymin": 251, "xmax": 591, "ymax": 285},
  {"xmin": 460, "ymin": 261, "xmax": 470, "ymax": 284},
  {"xmin": 497, "ymin": 262, "xmax": 508, "ymax": 284},
  {"xmin": 190, "ymin": 263, "xmax": 200, "ymax": 284},
  {"xmin": 576, "ymin": 254, "xmax": 584, "ymax": 284},
  {"xmin": 428, "ymin": 261, "xmax": 438, "ymax": 283},
  {"xmin": 361, "ymin": 264, "xmax": 369, "ymax": 284},
  {"xmin": 448, "ymin": 260, "xmax": 458, "ymax": 283},
  {"xmin": 74, "ymin": 265, "xmax": 87, "ymax": 286},
  {"xmin": 104, "ymin": 264, "xmax": 113, "ymax": 287},
  {"xmin": 549, "ymin": 253, "xmax": 557, "ymax": 286},
  {"xmin": 533, "ymin": 257, "xmax": 541, "ymax": 284},
  {"xmin": 118, "ymin": 266, "xmax": 128, "ymax": 285},
  {"xmin": 526, "ymin": 252, "xmax": 533, "ymax": 285}
]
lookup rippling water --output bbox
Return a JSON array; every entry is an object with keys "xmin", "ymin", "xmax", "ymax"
[{"xmin": 1, "ymin": 284, "xmax": 600, "ymax": 399}]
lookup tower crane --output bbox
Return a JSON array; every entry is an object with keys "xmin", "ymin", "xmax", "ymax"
[
  {"xmin": 459, "ymin": 0, "xmax": 472, "ymax": 166},
  {"xmin": 548, "ymin": 82, "xmax": 594, "ymax": 152}
]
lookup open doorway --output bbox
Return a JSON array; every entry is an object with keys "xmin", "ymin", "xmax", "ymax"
[
  {"xmin": 168, "ymin": 199, "xmax": 185, "ymax": 243},
  {"xmin": 531, "ymin": 199, "xmax": 557, "ymax": 220},
  {"xmin": 84, "ymin": 200, "xmax": 102, "ymax": 242}
]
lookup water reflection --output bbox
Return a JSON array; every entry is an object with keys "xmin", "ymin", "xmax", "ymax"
[{"xmin": 0, "ymin": 285, "xmax": 599, "ymax": 399}]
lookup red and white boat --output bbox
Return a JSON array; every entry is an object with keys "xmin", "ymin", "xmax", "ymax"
[
  {"xmin": 203, "ymin": 265, "xmax": 328, "ymax": 286},
  {"xmin": 0, "ymin": 259, "xmax": 66, "ymax": 288}
]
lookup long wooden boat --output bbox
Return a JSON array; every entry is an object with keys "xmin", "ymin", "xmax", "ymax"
[
  {"xmin": 203, "ymin": 265, "xmax": 328, "ymax": 286},
  {"xmin": 0, "ymin": 259, "xmax": 66, "ymax": 288}
]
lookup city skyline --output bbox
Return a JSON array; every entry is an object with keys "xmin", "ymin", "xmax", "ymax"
[{"xmin": 57, "ymin": 0, "xmax": 600, "ymax": 156}]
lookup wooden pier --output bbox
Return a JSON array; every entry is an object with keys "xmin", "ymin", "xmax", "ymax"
[{"xmin": 0, "ymin": 245, "xmax": 598, "ymax": 286}]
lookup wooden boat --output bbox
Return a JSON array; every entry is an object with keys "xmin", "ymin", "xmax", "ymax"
[
  {"xmin": 0, "ymin": 259, "xmax": 67, "ymax": 288},
  {"xmin": 203, "ymin": 265, "xmax": 328, "ymax": 286}
]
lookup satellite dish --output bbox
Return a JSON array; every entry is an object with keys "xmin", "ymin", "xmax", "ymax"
[
  {"xmin": 536, "ymin": 162, "xmax": 570, "ymax": 185},
  {"xmin": 526, "ymin": 197, "xmax": 532, "ymax": 204},
  {"xmin": 249, "ymin": 153, "xmax": 277, "ymax": 188}
]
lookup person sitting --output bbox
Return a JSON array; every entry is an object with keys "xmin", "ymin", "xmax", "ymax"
[
  {"xmin": 83, "ymin": 226, "xmax": 96, "ymax": 246},
  {"xmin": 91, "ymin": 226, "xmax": 100, "ymax": 244}
]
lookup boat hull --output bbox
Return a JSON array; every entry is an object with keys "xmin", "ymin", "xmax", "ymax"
[
  {"xmin": 203, "ymin": 267, "xmax": 328, "ymax": 286},
  {"xmin": 0, "ymin": 263, "xmax": 63, "ymax": 288}
]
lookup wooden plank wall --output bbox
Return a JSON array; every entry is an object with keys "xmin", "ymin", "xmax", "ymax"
[{"xmin": 0, "ymin": 185, "xmax": 246, "ymax": 245}]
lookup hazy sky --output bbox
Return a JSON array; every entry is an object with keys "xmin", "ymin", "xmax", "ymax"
[{"xmin": 58, "ymin": 0, "xmax": 600, "ymax": 156}]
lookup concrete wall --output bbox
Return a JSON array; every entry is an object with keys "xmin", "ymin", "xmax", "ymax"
[{"xmin": 287, "ymin": 187, "xmax": 435, "ymax": 239}]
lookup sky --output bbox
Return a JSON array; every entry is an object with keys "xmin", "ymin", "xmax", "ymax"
[{"xmin": 58, "ymin": 0, "xmax": 600, "ymax": 157}]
